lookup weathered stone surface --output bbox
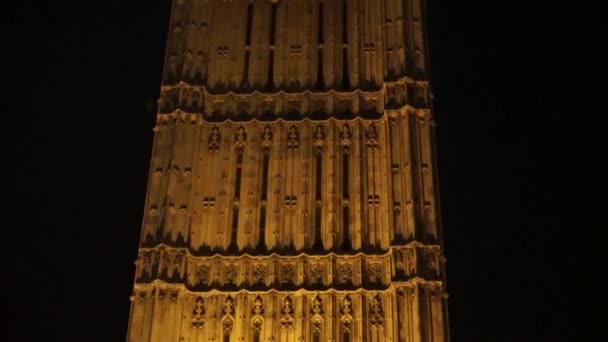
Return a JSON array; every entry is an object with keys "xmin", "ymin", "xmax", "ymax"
[{"xmin": 127, "ymin": 1, "xmax": 448, "ymax": 341}]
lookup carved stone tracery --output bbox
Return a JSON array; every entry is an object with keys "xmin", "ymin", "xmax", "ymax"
[
  {"xmin": 129, "ymin": 1, "xmax": 449, "ymax": 341},
  {"xmin": 191, "ymin": 296, "xmax": 205, "ymax": 328},
  {"xmin": 369, "ymin": 294, "xmax": 384, "ymax": 329},
  {"xmin": 279, "ymin": 296, "xmax": 294, "ymax": 329}
]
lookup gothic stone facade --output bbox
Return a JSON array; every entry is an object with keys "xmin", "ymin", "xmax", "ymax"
[{"xmin": 127, "ymin": 1, "xmax": 449, "ymax": 341}]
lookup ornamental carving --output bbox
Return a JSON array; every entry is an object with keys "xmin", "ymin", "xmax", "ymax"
[
  {"xmin": 427, "ymin": 248, "xmax": 441, "ymax": 275},
  {"xmin": 362, "ymin": 96, "xmax": 379, "ymax": 112},
  {"xmin": 137, "ymin": 290, "xmax": 147, "ymax": 303},
  {"xmin": 138, "ymin": 250, "xmax": 156, "ymax": 277},
  {"xmin": 222, "ymin": 296, "xmax": 235, "ymax": 334},
  {"xmin": 366, "ymin": 123, "xmax": 379, "ymax": 149},
  {"xmin": 310, "ymin": 295, "xmax": 324, "ymax": 332},
  {"xmin": 369, "ymin": 294, "xmax": 384, "ymax": 329},
  {"xmin": 394, "ymin": 249, "xmax": 406, "ymax": 272},
  {"xmin": 311, "ymin": 295, "xmax": 323, "ymax": 315},
  {"xmin": 340, "ymin": 295, "xmax": 353, "ymax": 330},
  {"xmin": 223, "ymin": 295, "xmax": 235, "ymax": 315},
  {"xmin": 406, "ymin": 247, "xmax": 416, "ymax": 274},
  {"xmin": 310, "ymin": 262, "xmax": 324, "ymax": 284},
  {"xmin": 338, "ymin": 263, "xmax": 353, "ymax": 284},
  {"xmin": 224, "ymin": 264, "xmax": 237, "ymax": 285},
  {"xmin": 208, "ymin": 126, "xmax": 221, "ymax": 152},
  {"xmin": 222, "ymin": 316, "xmax": 234, "ymax": 334},
  {"xmin": 340, "ymin": 124, "xmax": 351, "ymax": 150},
  {"xmin": 197, "ymin": 263, "xmax": 211, "ymax": 284},
  {"xmin": 252, "ymin": 263, "xmax": 267, "ymax": 284},
  {"xmin": 279, "ymin": 296, "xmax": 294, "ymax": 329},
  {"xmin": 369, "ymin": 262, "xmax": 383, "ymax": 283},
  {"xmin": 169, "ymin": 289, "xmax": 179, "ymax": 302},
  {"xmin": 173, "ymin": 250, "xmax": 185, "ymax": 271},
  {"xmin": 287, "ymin": 125, "xmax": 299, "ymax": 151},
  {"xmin": 313, "ymin": 125, "xmax": 326, "ymax": 150},
  {"xmin": 235, "ymin": 125, "xmax": 247, "ymax": 143},
  {"xmin": 251, "ymin": 295, "xmax": 264, "ymax": 334},
  {"xmin": 161, "ymin": 249, "xmax": 171, "ymax": 269},
  {"xmin": 261, "ymin": 125, "xmax": 273, "ymax": 148},
  {"xmin": 281, "ymin": 263, "xmax": 296, "ymax": 284},
  {"xmin": 191, "ymin": 296, "xmax": 205, "ymax": 328},
  {"xmin": 252, "ymin": 295, "xmax": 264, "ymax": 315}
]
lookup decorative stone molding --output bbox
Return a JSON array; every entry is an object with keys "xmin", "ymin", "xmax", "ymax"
[
  {"xmin": 279, "ymin": 296, "xmax": 294, "ymax": 329},
  {"xmin": 191, "ymin": 296, "xmax": 205, "ymax": 328}
]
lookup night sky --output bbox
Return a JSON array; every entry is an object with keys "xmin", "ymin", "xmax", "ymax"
[{"xmin": 6, "ymin": 1, "xmax": 600, "ymax": 341}]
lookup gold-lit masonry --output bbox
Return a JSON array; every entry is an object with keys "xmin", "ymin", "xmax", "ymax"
[{"xmin": 127, "ymin": 0, "xmax": 449, "ymax": 341}]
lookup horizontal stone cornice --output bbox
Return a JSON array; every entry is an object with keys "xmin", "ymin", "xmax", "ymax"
[{"xmin": 156, "ymin": 78, "xmax": 431, "ymax": 121}]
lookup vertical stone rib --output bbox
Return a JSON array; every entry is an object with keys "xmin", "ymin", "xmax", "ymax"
[
  {"xmin": 388, "ymin": 116, "xmax": 403, "ymax": 241},
  {"xmin": 267, "ymin": 124, "xmax": 281, "ymax": 250},
  {"xmin": 284, "ymin": 126, "xmax": 295, "ymax": 248},
  {"xmin": 132, "ymin": 1, "xmax": 448, "ymax": 342},
  {"xmin": 323, "ymin": 0, "xmax": 332, "ymax": 88},
  {"xmin": 127, "ymin": 295, "xmax": 145, "ymax": 341},
  {"xmin": 348, "ymin": 0, "xmax": 359, "ymax": 87},
  {"xmin": 293, "ymin": 129, "xmax": 305, "ymax": 249},
  {"xmin": 378, "ymin": 121, "xmax": 391, "ymax": 248},
  {"xmin": 250, "ymin": 1, "xmax": 269, "ymax": 89},
  {"xmin": 395, "ymin": 0, "xmax": 406, "ymax": 76},
  {"xmin": 418, "ymin": 112, "xmax": 438, "ymax": 240},
  {"xmin": 275, "ymin": 2, "xmax": 287, "ymax": 88},
  {"xmin": 206, "ymin": 0, "xmax": 220, "ymax": 87},
  {"xmin": 412, "ymin": 0, "xmax": 426, "ymax": 77},
  {"xmin": 352, "ymin": 123, "xmax": 363, "ymax": 250},
  {"xmin": 142, "ymin": 121, "xmax": 164, "ymax": 242},
  {"xmin": 384, "ymin": 0, "xmax": 394, "ymax": 79},
  {"xmin": 211, "ymin": 126, "xmax": 222, "ymax": 249},
  {"xmin": 217, "ymin": 128, "xmax": 231, "ymax": 249},
  {"xmin": 364, "ymin": 0, "xmax": 372, "ymax": 84},
  {"xmin": 200, "ymin": 1, "xmax": 213, "ymax": 84}
]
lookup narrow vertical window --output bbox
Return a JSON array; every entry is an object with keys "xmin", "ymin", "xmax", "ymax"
[
  {"xmin": 314, "ymin": 206, "xmax": 322, "ymax": 248},
  {"xmin": 343, "ymin": 331, "xmax": 351, "ymax": 342},
  {"xmin": 315, "ymin": 153, "xmax": 322, "ymax": 200},
  {"xmin": 267, "ymin": 2, "xmax": 278, "ymax": 90},
  {"xmin": 230, "ymin": 207, "xmax": 239, "ymax": 248},
  {"xmin": 342, "ymin": 153, "xmax": 349, "ymax": 199},
  {"xmin": 342, "ymin": 50, "xmax": 350, "ymax": 90},
  {"xmin": 316, "ymin": 1, "xmax": 325, "ymax": 90},
  {"xmin": 342, "ymin": 150, "xmax": 350, "ymax": 250},
  {"xmin": 342, "ymin": 206, "xmax": 350, "ymax": 250},
  {"xmin": 342, "ymin": 0, "xmax": 348, "ymax": 44},
  {"xmin": 223, "ymin": 333, "xmax": 230, "ymax": 342},
  {"xmin": 242, "ymin": 2, "xmax": 253, "ymax": 88},
  {"xmin": 245, "ymin": 2, "xmax": 253, "ymax": 46},
  {"xmin": 341, "ymin": 0, "xmax": 350, "ymax": 90},
  {"xmin": 261, "ymin": 153, "xmax": 270, "ymax": 201},
  {"xmin": 314, "ymin": 151, "xmax": 323, "ymax": 248},
  {"xmin": 235, "ymin": 153, "xmax": 243, "ymax": 199},
  {"xmin": 270, "ymin": 3, "xmax": 277, "ymax": 45},
  {"xmin": 230, "ymin": 150, "xmax": 244, "ymax": 249},
  {"xmin": 313, "ymin": 332, "xmax": 321, "ymax": 342},
  {"xmin": 258, "ymin": 150, "xmax": 269, "ymax": 251},
  {"xmin": 318, "ymin": 1, "xmax": 324, "ymax": 44},
  {"xmin": 258, "ymin": 207, "xmax": 266, "ymax": 243},
  {"xmin": 242, "ymin": 50, "xmax": 251, "ymax": 89}
]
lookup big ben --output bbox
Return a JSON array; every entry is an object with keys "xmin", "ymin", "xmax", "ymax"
[{"xmin": 127, "ymin": 1, "xmax": 450, "ymax": 341}]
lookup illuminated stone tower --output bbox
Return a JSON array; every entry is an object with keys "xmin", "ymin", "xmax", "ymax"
[{"xmin": 127, "ymin": 0, "xmax": 449, "ymax": 341}]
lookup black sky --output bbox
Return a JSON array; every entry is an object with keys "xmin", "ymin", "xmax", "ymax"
[{"xmin": 6, "ymin": 1, "xmax": 602, "ymax": 341}]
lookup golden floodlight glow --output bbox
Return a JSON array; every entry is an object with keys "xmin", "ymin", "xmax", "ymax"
[{"xmin": 127, "ymin": 1, "xmax": 449, "ymax": 341}]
